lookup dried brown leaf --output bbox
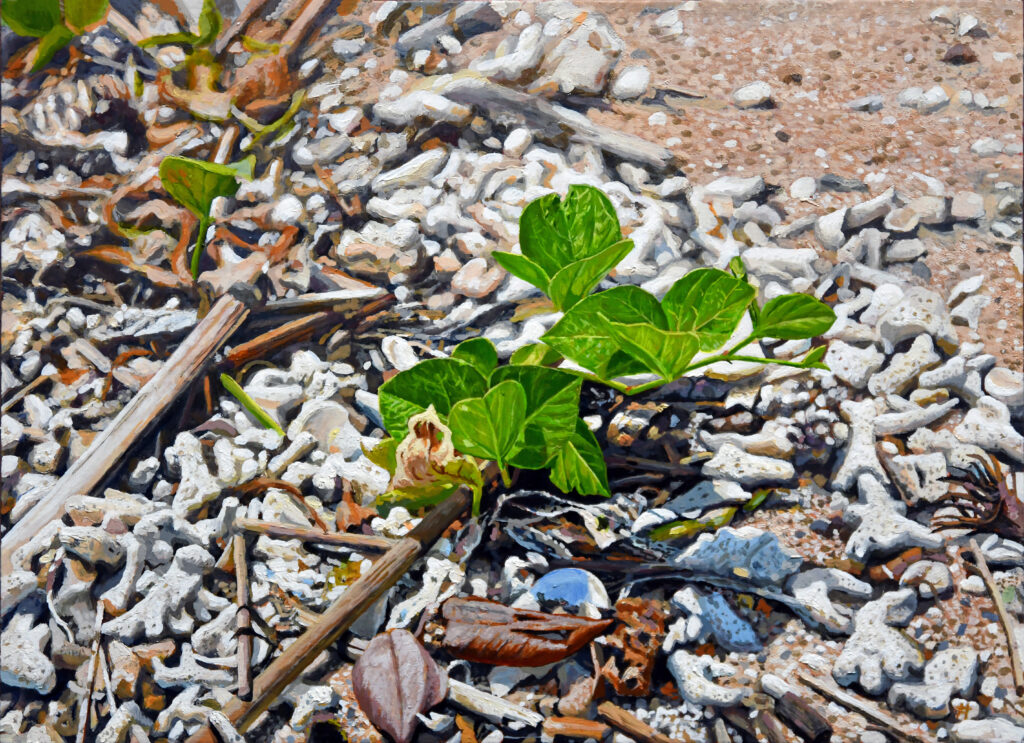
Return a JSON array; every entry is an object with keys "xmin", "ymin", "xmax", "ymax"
[
  {"xmin": 352, "ymin": 630, "xmax": 447, "ymax": 743},
  {"xmin": 439, "ymin": 596, "xmax": 613, "ymax": 667}
]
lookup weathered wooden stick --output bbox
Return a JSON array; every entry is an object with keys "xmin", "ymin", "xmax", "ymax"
[
  {"xmin": 598, "ymin": 701, "xmax": 692, "ymax": 743},
  {"xmin": 797, "ymin": 672, "xmax": 931, "ymax": 743},
  {"xmin": 186, "ymin": 484, "xmax": 476, "ymax": 742},
  {"xmin": 447, "ymin": 678, "xmax": 545, "ymax": 728},
  {"xmin": 235, "ymin": 517, "xmax": 396, "ymax": 552},
  {"xmin": 280, "ymin": 0, "xmax": 342, "ymax": 61},
  {"xmin": 2, "ymin": 277, "xmax": 259, "ymax": 574},
  {"xmin": 970, "ymin": 537, "xmax": 1024, "ymax": 694},
  {"xmin": 755, "ymin": 709, "xmax": 788, "ymax": 743},
  {"xmin": 773, "ymin": 691, "xmax": 832, "ymax": 743},
  {"xmin": 222, "ymin": 291, "xmax": 390, "ymax": 370},
  {"xmin": 542, "ymin": 716, "xmax": 611, "ymax": 741},
  {"xmin": 234, "ymin": 535, "xmax": 253, "ymax": 701}
]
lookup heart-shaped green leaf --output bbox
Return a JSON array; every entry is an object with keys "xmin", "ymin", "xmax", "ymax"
[
  {"xmin": 65, "ymin": 0, "xmax": 109, "ymax": 33},
  {"xmin": 378, "ymin": 359, "xmax": 488, "ymax": 439},
  {"xmin": 754, "ymin": 294, "xmax": 837, "ymax": 340},
  {"xmin": 449, "ymin": 380, "xmax": 527, "ymax": 472},
  {"xmin": 492, "ymin": 251, "xmax": 551, "ymax": 295},
  {"xmin": 605, "ymin": 320, "xmax": 700, "ymax": 381},
  {"xmin": 549, "ymin": 419, "xmax": 610, "ymax": 497},
  {"xmin": 520, "ymin": 185, "xmax": 622, "ymax": 277},
  {"xmin": 159, "ymin": 156, "xmax": 251, "ymax": 219},
  {"xmin": 30, "ymin": 22, "xmax": 73, "ymax": 71},
  {"xmin": 543, "ymin": 286, "xmax": 668, "ymax": 379},
  {"xmin": 797, "ymin": 345, "xmax": 829, "ymax": 369},
  {"xmin": 451, "ymin": 338, "xmax": 498, "ymax": 380},
  {"xmin": 1, "ymin": 0, "xmax": 60, "ymax": 37},
  {"xmin": 662, "ymin": 268, "xmax": 756, "ymax": 350},
  {"xmin": 546, "ymin": 239, "xmax": 634, "ymax": 311},
  {"xmin": 490, "ymin": 366, "xmax": 582, "ymax": 469}
]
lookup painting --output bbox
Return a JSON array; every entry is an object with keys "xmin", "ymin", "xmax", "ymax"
[{"xmin": 1, "ymin": 1, "xmax": 1022, "ymax": 741}]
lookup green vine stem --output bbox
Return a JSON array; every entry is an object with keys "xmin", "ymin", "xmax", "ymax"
[{"xmin": 191, "ymin": 216, "xmax": 211, "ymax": 279}]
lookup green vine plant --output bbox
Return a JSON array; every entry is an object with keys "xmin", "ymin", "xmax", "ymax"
[
  {"xmin": 158, "ymin": 154, "xmax": 254, "ymax": 278},
  {"xmin": 367, "ymin": 184, "xmax": 837, "ymax": 519},
  {"xmin": 2, "ymin": 0, "xmax": 110, "ymax": 71}
]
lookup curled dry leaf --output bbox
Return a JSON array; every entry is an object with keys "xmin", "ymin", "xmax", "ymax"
[
  {"xmin": 599, "ymin": 597, "xmax": 669, "ymax": 696},
  {"xmin": 439, "ymin": 596, "xmax": 613, "ymax": 667},
  {"xmin": 352, "ymin": 629, "xmax": 448, "ymax": 743}
]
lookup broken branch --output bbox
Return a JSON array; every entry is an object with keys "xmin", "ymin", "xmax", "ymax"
[{"xmin": 235, "ymin": 517, "xmax": 396, "ymax": 552}]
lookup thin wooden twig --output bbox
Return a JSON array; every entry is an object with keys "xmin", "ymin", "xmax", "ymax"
[
  {"xmin": 185, "ymin": 481, "xmax": 482, "ymax": 742},
  {"xmin": 598, "ymin": 701, "xmax": 693, "ymax": 743},
  {"xmin": 235, "ymin": 517, "xmax": 396, "ymax": 552},
  {"xmin": 76, "ymin": 605, "xmax": 105, "ymax": 743},
  {"xmin": 0, "ymin": 373, "xmax": 51, "ymax": 412},
  {"xmin": 970, "ymin": 537, "xmax": 1024, "ymax": 694},
  {"xmin": 542, "ymin": 716, "xmax": 611, "ymax": 740},
  {"xmin": 604, "ymin": 452, "xmax": 713, "ymax": 475},
  {"xmin": 797, "ymin": 672, "xmax": 932, "ymax": 743},
  {"xmin": 234, "ymin": 535, "xmax": 253, "ymax": 701}
]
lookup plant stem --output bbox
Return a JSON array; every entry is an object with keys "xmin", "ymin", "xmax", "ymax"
[
  {"xmin": 191, "ymin": 215, "xmax": 211, "ymax": 278},
  {"xmin": 725, "ymin": 332, "xmax": 759, "ymax": 357}
]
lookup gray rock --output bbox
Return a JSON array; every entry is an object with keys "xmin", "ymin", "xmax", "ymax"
[
  {"xmin": 704, "ymin": 175, "xmax": 765, "ymax": 203},
  {"xmin": 984, "ymin": 367, "xmax": 1024, "ymax": 408},
  {"xmin": 668, "ymin": 651, "xmax": 749, "ymax": 706},
  {"xmin": 395, "ymin": 2, "xmax": 502, "ymax": 56},
  {"xmin": 372, "ymin": 148, "xmax": 449, "ymax": 194},
  {"xmin": 815, "ymin": 208, "xmax": 848, "ymax": 250},
  {"xmin": 610, "ymin": 65, "xmax": 650, "ymax": 100},
  {"xmin": 848, "ymin": 94, "xmax": 884, "ymax": 112},
  {"xmin": 954, "ymin": 396, "xmax": 1024, "ymax": 462},
  {"xmin": 670, "ymin": 587, "xmax": 761, "ymax": 652},
  {"xmin": 674, "ymin": 526, "xmax": 802, "ymax": 587},
  {"xmin": 877, "ymin": 286, "xmax": 958, "ymax": 354},
  {"xmin": 886, "ymin": 238, "xmax": 927, "ymax": 263},
  {"xmin": 951, "ymin": 190, "xmax": 985, "ymax": 220},
  {"xmin": 538, "ymin": 7, "xmax": 624, "ymax": 95},
  {"xmin": 702, "ymin": 443, "xmax": 795, "ymax": 486},
  {"xmin": 898, "ymin": 85, "xmax": 949, "ymax": 113},
  {"xmin": 951, "ymin": 718, "xmax": 1024, "ymax": 743},
  {"xmin": 818, "ymin": 174, "xmax": 868, "ymax": 193},
  {"xmin": 832, "ymin": 588, "xmax": 924, "ymax": 694},
  {"xmin": 899, "ymin": 559, "xmax": 952, "ymax": 598},
  {"xmin": 951, "ymin": 294, "xmax": 989, "ymax": 329},
  {"xmin": 824, "ymin": 341, "xmax": 885, "ymax": 389},
  {"xmin": 789, "ymin": 176, "xmax": 817, "ymax": 199},
  {"xmin": 732, "ymin": 81, "xmax": 773, "ymax": 109},
  {"xmin": 868, "ymin": 334, "xmax": 940, "ymax": 396},
  {"xmin": 503, "ymin": 128, "xmax": 533, "ymax": 158},
  {"xmin": 846, "ymin": 187, "xmax": 895, "ymax": 229},
  {"xmin": 883, "ymin": 205, "xmax": 920, "ymax": 233},
  {"xmin": 907, "ymin": 195, "xmax": 951, "ymax": 225},
  {"xmin": 971, "ymin": 137, "xmax": 1005, "ymax": 157},
  {"xmin": 887, "ymin": 680, "xmax": 954, "ymax": 720}
]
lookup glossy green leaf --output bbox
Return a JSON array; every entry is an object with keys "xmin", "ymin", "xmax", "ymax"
[
  {"xmin": 543, "ymin": 286, "xmax": 668, "ymax": 379},
  {"xmin": 219, "ymin": 374, "xmax": 284, "ymax": 436},
  {"xmin": 510, "ymin": 343, "xmax": 563, "ymax": 367},
  {"xmin": 546, "ymin": 239, "xmax": 634, "ymax": 311},
  {"xmin": 492, "ymin": 251, "xmax": 550, "ymax": 295},
  {"xmin": 549, "ymin": 419, "xmax": 610, "ymax": 498},
  {"xmin": 30, "ymin": 23, "xmax": 73, "ymax": 71},
  {"xmin": 662, "ymin": 268, "xmax": 756, "ymax": 350},
  {"xmin": 65, "ymin": 0, "xmax": 109, "ymax": 32},
  {"xmin": 451, "ymin": 338, "xmax": 498, "ymax": 380},
  {"xmin": 449, "ymin": 380, "xmax": 527, "ymax": 473},
  {"xmin": 1, "ymin": 0, "xmax": 60, "ymax": 37},
  {"xmin": 159, "ymin": 156, "xmax": 249, "ymax": 219},
  {"xmin": 605, "ymin": 320, "xmax": 700, "ymax": 381},
  {"xmin": 519, "ymin": 185, "xmax": 622, "ymax": 277},
  {"xmin": 378, "ymin": 359, "xmax": 488, "ymax": 439},
  {"xmin": 754, "ymin": 294, "xmax": 837, "ymax": 340},
  {"xmin": 490, "ymin": 365, "xmax": 582, "ymax": 469},
  {"xmin": 797, "ymin": 345, "xmax": 829, "ymax": 370}
]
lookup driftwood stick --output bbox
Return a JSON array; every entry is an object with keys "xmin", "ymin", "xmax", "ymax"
[
  {"xmin": 234, "ymin": 535, "xmax": 253, "ymax": 701},
  {"xmin": 598, "ymin": 701, "xmax": 692, "ymax": 743},
  {"xmin": 185, "ymin": 484, "xmax": 476, "ymax": 742},
  {"xmin": 542, "ymin": 716, "xmax": 611, "ymax": 740},
  {"xmin": 235, "ymin": 517, "xmax": 396, "ymax": 552},
  {"xmin": 280, "ymin": 0, "xmax": 343, "ymax": 60},
  {"xmin": 797, "ymin": 672, "xmax": 932, "ymax": 743},
  {"xmin": 755, "ymin": 710, "xmax": 788, "ymax": 743},
  {"xmin": 773, "ymin": 691, "xmax": 832, "ymax": 743},
  {"xmin": 222, "ymin": 291, "xmax": 390, "ymax": 370},
  {"xmin": 2, "ymin": 276, "xmax": 259, "ymax": 574},
  {"xmin": 970, "ymin": 537, "xmax": 1024, "ymax": 694},
  {"xmin": 76, "ymin": 606, "xmax": 106, "ymax": 743},
  {"xmin": 604, "ymin": 452, "xmax": 713, "ymax": 475}
]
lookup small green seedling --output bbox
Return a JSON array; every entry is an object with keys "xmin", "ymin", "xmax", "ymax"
[
  {"xmin": 219, "ymin": 373, "xmax": 284, "ymax": 435},
  {"xmin": 2, "ymin": 0, "xmax": 110, "ymax": 71},
  {"xmin": 493, "ymin": 185, "xmax": 634, "ymax": 312},
  {"xmin": 159, "ymin": 155, "xmax": 254, "ymax": 278},
  {"xmin": 365, "ymin": 183, "xmax": 836, "ymax": 521}
]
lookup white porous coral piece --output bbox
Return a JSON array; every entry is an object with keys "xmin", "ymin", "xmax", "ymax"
[{"xmin": 832, "ymin": 588, "xmax": 923, "ymax": 694}]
